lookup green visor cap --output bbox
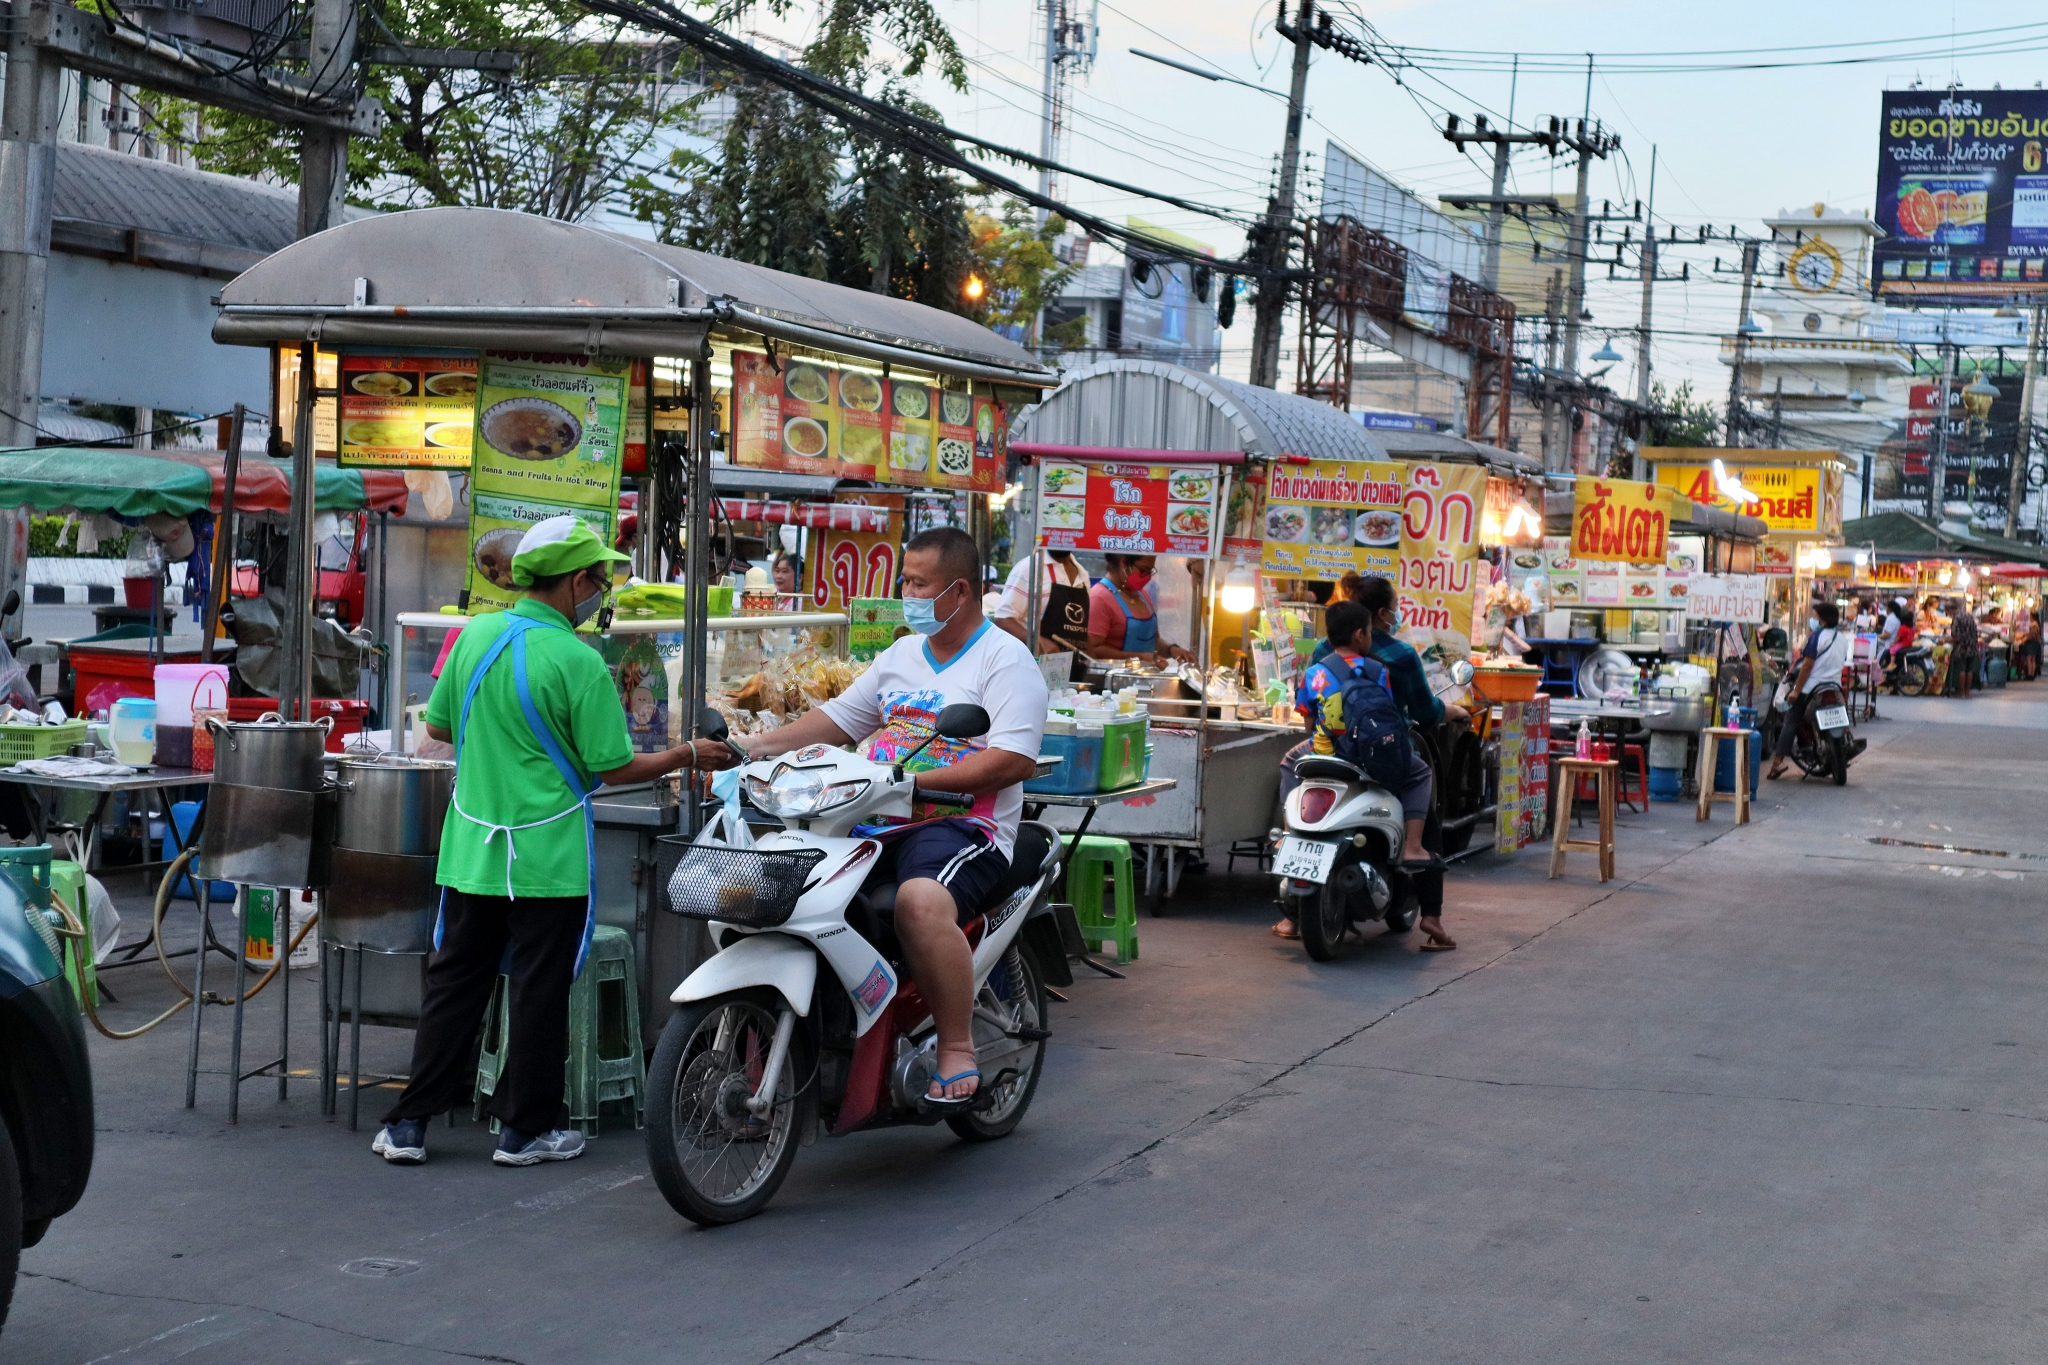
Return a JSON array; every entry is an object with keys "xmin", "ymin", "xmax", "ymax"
[{"xmin": 510, "ymin": 516, "xmax": 632, "ymax": 586}]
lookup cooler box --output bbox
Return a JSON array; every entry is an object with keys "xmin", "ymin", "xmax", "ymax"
[
  {"xmin": 1095, "ymin": 715, "xmax": 1148, "ymax": 791},
  {"xmin": 228, "ymin": 697, "xmax": 370, "ymax": 752},
  {"xmin": 1025, "ymin": 720, "xmax": 1104, "ymax": 796}
]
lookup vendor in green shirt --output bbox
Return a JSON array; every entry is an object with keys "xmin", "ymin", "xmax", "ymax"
[{"xmin": 373, "ymin": 517, "xmax": 738, "ymax": 1170}]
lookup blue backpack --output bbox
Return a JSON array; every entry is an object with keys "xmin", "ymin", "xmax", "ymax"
[{"xmin": 1324, "ymin": 652, "xmax": 1414, "ymax": 788}]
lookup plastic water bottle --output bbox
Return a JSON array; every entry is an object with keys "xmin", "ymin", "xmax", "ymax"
[{"xmin": 1575, "ymin": 719, "xmax": 1592, "ymax": 759}]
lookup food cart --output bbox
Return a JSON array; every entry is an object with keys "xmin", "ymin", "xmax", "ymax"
[
  {"xmin": 208, "ymin": 206, "xmax": 1056, "ymax": 1069},
  {"xmin": 1007, "ymin": 360, "xmax": 1544, "ymax": 898}
]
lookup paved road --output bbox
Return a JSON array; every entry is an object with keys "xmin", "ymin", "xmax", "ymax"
[{"xmin": 12, "ymin": 689, "xmax": 2048, "ymax": 1362}]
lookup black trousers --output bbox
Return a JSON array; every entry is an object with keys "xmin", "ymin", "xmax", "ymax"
[{"xmin": 382, "ymin": 888, "xmax": 582, "ymax": 1138}]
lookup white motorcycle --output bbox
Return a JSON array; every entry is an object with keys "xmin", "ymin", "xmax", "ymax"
[
  {"xmin": 1272, "ymin": 661, "xmax": 1473, "ymax": 961},
  {"xmin": 644, "ymin": 704, "xmax": 1067, "ymax": 1226}
]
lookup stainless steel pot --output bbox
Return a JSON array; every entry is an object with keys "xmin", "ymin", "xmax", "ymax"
[
  {"xmin": 200, "ymin": 782, "xmax": 332, "ymax": 889},
  {"xmin": 1644, "ymin": 692, "xmax": 1708, "ymax": 733},
  {"xmin": 322, "ymin": 847, "xmax": 441, "ymax": 953},
  {"xmin": 1105, "ymin": 667, "xmax": 1203, "ymax": 717},
  {"xmin": 207, "ymin": 713, "xmax": 331, "ymax": 792},
  {"xmin": 332, "ymin": 756, "xmax": 454, "ymax": 856}
]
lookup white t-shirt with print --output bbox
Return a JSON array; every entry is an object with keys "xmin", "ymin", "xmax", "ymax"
[{"xmin": 820, "ymin": 620, "xmax": 1049, "ymax": 858}]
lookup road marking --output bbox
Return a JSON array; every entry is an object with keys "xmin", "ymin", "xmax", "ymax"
[{"xmin": 513, "ymin": 1170, "xmax": 645, "ymax": 1213}]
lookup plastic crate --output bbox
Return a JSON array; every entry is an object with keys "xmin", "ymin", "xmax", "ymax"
[{"xmin": 0, "ymin": 720, "xmax": 89, "ymax": 764}]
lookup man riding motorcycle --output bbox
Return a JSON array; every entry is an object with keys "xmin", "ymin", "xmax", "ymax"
[
  {"xmin": 731, "ymin": 527, "xmax": 1047, "ymax": 1107},
  {"xmin": 1767, "ymin": 600, "xmax": 1851, "ymax": 781}
]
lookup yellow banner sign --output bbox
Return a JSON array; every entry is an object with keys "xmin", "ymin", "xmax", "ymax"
[
  {"xmin": 1655, "ymin": 462, "xmax": 1827, "ymax": 535},
  {"xmin": 1572, "ymin": 477, "xmax": 1674, "ymax": 564}
]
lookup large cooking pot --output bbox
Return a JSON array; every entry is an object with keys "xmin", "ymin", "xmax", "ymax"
[
  {"xmin": 206, "ymin": 713, "xmax": 331, "ymax": 792},
  {"xmin": 332, "ymin": 756, "xmax": 454, "ymax": 856},
  {"xmin": 1644, "ymin": 692, "xmax": 1709, "ymax": 733}
]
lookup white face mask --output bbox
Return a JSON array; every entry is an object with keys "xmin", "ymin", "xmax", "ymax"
[{"xmin": 1808, "ymin": 617, "xmax": 1819, "ymax": 630}]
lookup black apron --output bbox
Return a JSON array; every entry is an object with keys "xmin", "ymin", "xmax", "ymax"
[{"xmin": 1038, "ymin": 569, "xmax": 1090, "ymax": 650}]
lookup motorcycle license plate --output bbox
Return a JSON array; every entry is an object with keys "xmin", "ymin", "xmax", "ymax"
[
  {"xmin": 1815, "ymin": 706, "xmax": 1851, "ymax": 732},
  {"xmin": 1275, "ymin": 836, "xmax": 1339, "ymax": 885}
]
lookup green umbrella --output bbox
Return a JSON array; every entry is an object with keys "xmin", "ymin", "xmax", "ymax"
[{"xmin": 0, "ymin": 450, "xmax": 215, "ymax": 518}]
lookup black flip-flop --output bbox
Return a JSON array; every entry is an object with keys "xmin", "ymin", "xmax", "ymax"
[{"xmin": 1399, "ymin": 855, "xmax": 1445, "ymax": 874}]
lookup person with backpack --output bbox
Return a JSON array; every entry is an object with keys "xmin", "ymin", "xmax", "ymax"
[{"xmin": 1273, "ymin": 601, "xmax": 1454, "ymax": 948}]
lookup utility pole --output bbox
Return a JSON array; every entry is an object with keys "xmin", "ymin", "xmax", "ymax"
[
  {"xmin": 1635, "ymin": 146, "xmax": 1657, "ymax": 410},
  {"xmin": 1724, "ymin": 239, "xmax": 1760, "ymax": 448},
  {"xmin": 1929, "ymin": 331, "xmax": 1954, "ymax": 521},
  {"xmin": 1442, "ymin": 115, "xmax": 1561, "ymax": 293},
  {"xmin": 0, "ymin": 12, "xmax": 63, "ymax": 449},
  {"xmin": 296, "ymin": 0, "xmax": 358, "ymax": 239},
  {"xmin": 1250, "ymin": 0, "xmax": 1313, "ymax": 390},
  {"xmin": 2006, "ymin": 302, "xmax": 2042, "ymax": 538},
  {"xmin": 1557, "ymin": 118, "xmax": 1618, "ymax": 464},
  {"xmin": 1541, "ymin": 268, "xmax": 1563, "ymax": 470},
  {"xmin": 1037, "ymin": 0, "xmax": 1059, "ymax": 215}
]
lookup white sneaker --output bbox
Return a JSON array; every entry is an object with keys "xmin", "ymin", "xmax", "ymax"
[
  {"xmin": 492, "ymin": 1126, "xmax": 586, "ymax": 1166},
  {"xmin": 372, "ymin": 1120, "xmax": 427, "ymax": 1165}
]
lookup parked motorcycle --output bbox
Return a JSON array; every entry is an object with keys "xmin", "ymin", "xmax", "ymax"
[
  {"xmin": 644, "ymin": 704, "xmax": 1066, "ymax": 1227},
  {"xmin": 1272, "ymin": 662, "xmax": 1472, "ymax": 962},
  {"xmin": 1772, "ymin": 678, "xmax": 1864, "ymax": 785}
]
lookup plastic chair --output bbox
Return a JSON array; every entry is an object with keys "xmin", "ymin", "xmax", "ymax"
[
  {"xmin": 1617, "ymin": 743, "xmax": 1650, "ymax": 814},
  {"xmin": 1067, "ymin": 835, "xmax": 1138, "ymax": 965},
  {"xmin": 474, "ymin": 925, "xmax": 646, "ymax": 1137}
]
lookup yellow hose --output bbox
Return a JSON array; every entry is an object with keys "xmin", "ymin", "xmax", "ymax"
[{"xmin": 47, "ymin": 848, "xmax": 320, "ymax": 1041}]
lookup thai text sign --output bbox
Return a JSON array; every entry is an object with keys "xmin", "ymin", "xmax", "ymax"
[
  {"xmin": 1874, "ymin": 89, "xmax": 2048, "ymax": 299},
  {"xmin": 1258, "ymin": 460, "xmax": 1407, "ymax": 578},
  {"xmin": 335, "ymin": 354, "xmax": 477, "ymax": 470},
  {"xmin": 1572, "ymin": 477, "xmax": 1673, "ymax": 564},
  {"xmin": 1684, "ymin": 574, "xmax": 1769, "ymax": 623},
  {"xmin": 1037, "ymin": 461, "xmax": 1226, "ymax": 558},
  {"xmin": 470, "ymin": 353, "xmax": 628, "ymax": 512},
  {"xmin": 1397, "ymin": 463, "xmax": 1486, "ymax": 653},
  {"xmin": 1654, "ymin": 461, "xmax": 1834, "ymax": 536}
]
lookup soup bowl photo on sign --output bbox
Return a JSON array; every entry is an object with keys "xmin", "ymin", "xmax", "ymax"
[
  {"xmin": 838, "ymin": 371, "xmax": 883, "ymax": 412},
  {"xmin": 473, "ymin": 528, "xmax": 525, "ymax": 589},
  {"xmin": 1170, "ymin": 506, "xmax": 1210, "ymax": 536},
  {"xmin": 1169, "ymin": 471, "xmax": 1213, "ymax": 502},
  {"xmin": 1264, "ymin": 506, "xmax": 1307, "ymax": 543},
  {"xmin": 424, "ymin": 372, "xmax": 478, "ymax": 398},
  {"xmin": 785, "ymin": 364, "xmax": 831, "ymax": 405},
  {"xmin": 424, "ymin": 422, "xmax": 473, "ymax": 449},
  {"xmin": 351, "ymin": 371, "xmax": 413, "ymax": 397},
  {"xmin": 941, "ymin": 392, "xmax": 973, "ymax": 426},
  {"xmin": 481, "ymin": 399, "xmax": 581, "ymax": 460},
  {"xmin": 784, "ymin": 416, "xmax": 829, "ymax": 459},
  {"xmin": 1313, "ymin": 508, "xmax": 1354, "ymax": 545},
  {"xmin": 892, "ymin": 385, "xmax": 930, "ymax": 421},
  {"xmin": 937, "ymin": 437, "xmax": 973, "ymax": 476},
  {"xmin": 1356, "ymin": 509, "xmax": 1402, "ymax": 547},
  {"xmin": 344, "ymin": 420, "xmax": 415, "ymax": 449}
]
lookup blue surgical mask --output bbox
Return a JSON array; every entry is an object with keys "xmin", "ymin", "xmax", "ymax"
[{"xmin": 902, "ymin": 580, "xmax": 964, "ymax": 637}]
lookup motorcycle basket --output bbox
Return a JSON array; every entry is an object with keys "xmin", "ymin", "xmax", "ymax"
[{"xmin": 655, "ymin": 835, "xmax": 827, "ymax": 929}]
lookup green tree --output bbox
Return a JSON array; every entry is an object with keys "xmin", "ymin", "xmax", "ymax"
[
  {"xmin": 965, "ymin": 203, "xmax": 1083, "ymax": 350},
  {"xmin": 1648, "ymin": 380, "xmax": 1722, "ymax": 448}
]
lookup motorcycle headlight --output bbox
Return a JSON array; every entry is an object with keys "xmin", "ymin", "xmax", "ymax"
[{"xmin": 756, "ymin": 767, "xmax": 869, "ymax": 819}]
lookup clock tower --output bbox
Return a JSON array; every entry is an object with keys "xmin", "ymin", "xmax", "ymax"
[{"xmin": 1726, "ymin": 202, "xmax": 1909, "ymax": 456}]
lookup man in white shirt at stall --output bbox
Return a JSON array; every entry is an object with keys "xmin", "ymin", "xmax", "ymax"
[
  {"xmin": 994, "ymin": 547, "xmax": 1093, "ymax": 656},
  {"xmin": 738, "ymin": 528, "xmax": 1048, "ymax": 1107}
]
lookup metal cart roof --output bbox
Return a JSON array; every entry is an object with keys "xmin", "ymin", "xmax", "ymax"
[{"xmin": 212, "ymin": 206, "xmax": 1054, "ymax": 386}]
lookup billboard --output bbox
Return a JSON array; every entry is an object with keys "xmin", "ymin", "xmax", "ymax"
[{"xmin": 1874, "ymin": 90, "xmax": 2048, "ymax": 298}]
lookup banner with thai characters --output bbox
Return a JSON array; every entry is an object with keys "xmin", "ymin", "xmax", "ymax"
[
  {"xmin": 1036, "ymin": 461, "xmax": 1227, "ymax": 559},
  {"xmin": 1395, "ymin": 462, "xmax": 1486, "ymax": 659},
  {"xmin": 809, "ymin": 493, "xmax": 904, "ymax": 614},
  {"xmin": 1873, "ymin": 89, "xmax": 2048, "ymax": 299},
  {"xmin": 470, "ymin": 353, "xmax": 628, "ymax": 512},
  {"xmin": 1652, "ymin": 458, "xmax": 1842, "ymax": 539},
  {"xmin": 1258, "ymin": 460, "xmax": 1407, "ymax": 578},
  {"xmin": 465, "ymin": 493, "xmax": 611, "ymax": 615},
  {"xmin": 1571, "ymin": 476, "xmax": 1676, "ymax": 565}
]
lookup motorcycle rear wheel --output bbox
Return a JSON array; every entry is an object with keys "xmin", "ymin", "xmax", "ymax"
[
  {"xmin": 645, "ymin": 988, "xmax": 814, "ymax": 1227},
  {"xmin": 1897, "ymin": 662, "xmax": 1931, "ymax": 697},
  {"xmin": 1299, "ymin": 877, "xmax": 1349, "ymax": 962},
  {"xmin": 1829, "ymin": 734, "xmax": 1849, "ymax": 785},
  {"xmin": 947, "ymin": 945, "xmax": 1049, "ymax": 1142}
]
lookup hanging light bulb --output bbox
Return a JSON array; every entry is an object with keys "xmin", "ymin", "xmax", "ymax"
[{"xmin": 1219, "ymin": 557, "xmax": 1258, "ymax": 614}]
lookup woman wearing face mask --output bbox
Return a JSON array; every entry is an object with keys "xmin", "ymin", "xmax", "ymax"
[{"xmin": 1087, "ymin": 554, "xmax": 1192, "ymax": 665}]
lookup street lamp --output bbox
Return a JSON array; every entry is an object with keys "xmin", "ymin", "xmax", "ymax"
[
  {"xmin": 1963, "ymin": 371, "xmax": 1999, "ymax": 422},
  {"xmin": 1590, "ymin": 339, "xmax": 1623, "ymax": 364}
]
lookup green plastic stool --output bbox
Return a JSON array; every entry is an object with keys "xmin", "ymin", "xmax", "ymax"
[
  {"xmin": 475, "ymin": 925, "xmax": 646, "ymax": 1137},
  {"xmin": 1068, "ymin": 835, "xmax": 1138, "ymax": 964}
]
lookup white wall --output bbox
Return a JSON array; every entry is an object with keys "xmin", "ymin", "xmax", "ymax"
[{"xmin": 43, "ymin": 253, "xmax": 267, "ymax": 415}]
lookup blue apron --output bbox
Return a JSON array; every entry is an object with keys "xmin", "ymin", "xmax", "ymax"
[
  {"xmin": 435, "ymin": 613, "xmax": 601, "ymax": 979},
  {"xmin": 1101, "ymin": 584, "xmax": 1159, "ymax": 656}
]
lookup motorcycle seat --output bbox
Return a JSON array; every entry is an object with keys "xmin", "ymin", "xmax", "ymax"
[
  {"xmin": 849, "ymin": 822, "xmax": 1060, "ymax": 954},
  {"xmin": 1293, "ymin": 755, "xmax": 1363, "ymax": 782}
]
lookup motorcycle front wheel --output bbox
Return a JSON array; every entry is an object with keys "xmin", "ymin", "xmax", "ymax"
[
  {"xmin": 1897, "ymin": 662, "xmax": 1932, "ymax": 697},
  {"xmin": 947, "ymin": 945, "xmax": 1049, "ymax": 1142},
  {"xmin": 645, "ymin": 988, "xmax": 814, "ymax": 1227}
]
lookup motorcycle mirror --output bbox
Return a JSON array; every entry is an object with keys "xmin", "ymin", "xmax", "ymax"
[
  {"xmin": 934, "ymin": 703, "xmax": 991, "ymax": 741},
  {"xmin": 1448, "ymin": 660, "xmax": 1475, "ymax": 687},
  {"xmin": 696, "ymin": 706, "xmax": 730, "ymax": 743},
  {"xmin": 1, "ymin": 590, "xmax": 18, "ymax": 619}
]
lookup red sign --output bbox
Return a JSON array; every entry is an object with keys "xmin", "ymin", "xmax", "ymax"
[{"xmin": 1037, "ymin": 460, "xmax": 1224, "ymax": 557}]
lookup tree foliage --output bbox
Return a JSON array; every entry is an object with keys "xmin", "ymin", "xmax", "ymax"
[
  {"xmin": 965, "ymin": 204, "xmax": 1083, "ymax": 351},
  {"xmin": 1647, "ymin": 380, "xmax": 1722, "ymax": 448}
]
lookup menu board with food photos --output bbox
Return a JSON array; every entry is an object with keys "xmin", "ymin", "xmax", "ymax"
[
  {"xmin": 336, "ymin": 354, "xmax": 478, "ymax": 469},
  {"xmin": 465, "ymin": 494, "xmax": 612, "ymax": 615},
  {"xmin": 1259, "ymin": 460, "xmax": 1408, "ymax": 579},
  {"xmin": 1036, "ymin": 460, "xmax": 1227, "ymax": 558},
  {"xmin": 885, "ymin": 377, "xmax": 934, "ymax": 481},
  {"xmin": 469, "ymin": 353, "xmax": 629, "ymax": 512},
  {"xmin": 931, "ymin": 388, "xmax": 1001, "ymax": 492},
  {"xmin": 732, "ymin": 350, "xmax": 863, "ymax": 477}
]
